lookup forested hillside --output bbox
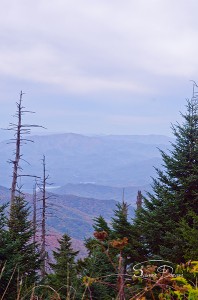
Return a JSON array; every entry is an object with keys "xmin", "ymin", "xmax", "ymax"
[{"xmin": 0, "ymin": 185, "xmax": 134, "ymax": 242}]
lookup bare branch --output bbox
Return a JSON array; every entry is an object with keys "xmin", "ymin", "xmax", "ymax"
[
  {"xmin": 18, "ymin": 175, "xmax": 41, "ymax": 178},
  {"xmin": 4, "ymin": 91, "xmax": 45, "ymax": 206}
]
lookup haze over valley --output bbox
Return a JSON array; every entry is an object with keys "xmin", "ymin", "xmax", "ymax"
[
  {"xmin": 0, "ymin": 132, "xmax": 173, "ymax": 194},
  {"xmin": 0, "ymin": 132, "xmax": 173, "ymax": 249}
]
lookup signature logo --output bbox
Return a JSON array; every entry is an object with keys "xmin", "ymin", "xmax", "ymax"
[
  {"xmin": 132, "ymin": 260, "xmax": 181, "ymax": 279},
  {"xmin": 157, "ymin": 264, "xmax": 173, "ymax": 274}
]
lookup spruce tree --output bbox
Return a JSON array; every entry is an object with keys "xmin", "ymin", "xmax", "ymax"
[
  {"xmin": 79, "ymin": 248, "xmax": 117, "ymax": 300},
  {"xmin": 135, "ymin": 86, "xmax": 198, "ymax": 262},
  {"xmin": 111, "ymin": 202, "xmax": 147, "ymax": 300},
  {"xmin": 0, "ymin": 203, "xmax": 15, "ymax": 297},
  {"xmin": 3, "ymin": 196, "xmax": 40, "ymax": 299},
  {"xmin": 48, "ymin": 234, "xmax": 80, "ymax": 299},
  {"xmin": 93, "ymin": 215, "xmax": 111, "ymax": 234},
  {"xmin": 179, "ymin": 212, "xmax": 198, "ymax": 260},
  {"xmin": 82, "ymin": 204, "xmax": 146, "ymax": 299},
  {"xmin": 0, "ymin": 204, "xmax": 8, "ymax": 263},
  {"xmin": 111, "ymin": 201, "xmax": 146, "ymax": 270},
  {"xmin": 82, "ymin": 216, "xmax": 117, "ymax": 300}
]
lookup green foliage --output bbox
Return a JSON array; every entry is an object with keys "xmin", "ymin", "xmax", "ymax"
[
  {"xmin": 82, "ymin": 234, "xmax": 117, "ymax": 299},
  {"xmin": 0, "ymin": 196, "xmax": 40, "ymax": 300},
  {"xmin": 0, "ymin": 203, "xmax": 9, "ymax": 264},
  {"xmin": 80, "ymin": 252, "xmax": 117, "ymax": 299},
  {"xmin": 135, "ymin": 93, "xmax": 198, "ymax": 262},
  {"xmin": 0, "ymin": 203, "xmax": 15, "ymax": 296},
  {"xmin": 111, "ymin": 201, "xmax": 147, "ymax": 266},
  {"xmin": 48, "ymin": 233, "xmax": 81, "ymax": 299},
  {"xmin": 179, "ymin": 212, "xmax": 198, "ymax": 260},
  {"xmin": 80, "ymin": 201, "xmax": 147, "ymax": 299},
  {"xmin": 171, "ymin": 261, "xmax": 198, "ymax": 300},
  {"xmin": 93, "ymin": 215, "xmax": 111, "ymax": 234}
]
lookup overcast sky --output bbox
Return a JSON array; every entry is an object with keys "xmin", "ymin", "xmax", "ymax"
[{"xmin": 0, "ymin": 0, "xmax": 198, "ymax": 139}]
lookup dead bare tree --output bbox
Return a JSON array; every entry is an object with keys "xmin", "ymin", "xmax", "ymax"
[
  {"xmin": 32, "ymin": 182, "xmax": 37, "ymax": 249},
  {"xmin": 37, "ymin": 155, "xmax": 52, "ymax": 279},
  {"xmin": 41, "ymin": 155, "xmax": 47, "ymax": 278},
  {"xmin": 5, "ymin": 91, "xmax": 44, "ymax": 207}
]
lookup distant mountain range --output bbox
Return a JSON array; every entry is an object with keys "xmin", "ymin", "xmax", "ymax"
[
  {"xmin": 0, "ymin": 133, "xmax": 173, "ymax": 256},
  {"xmin": 0, "ymin": 133, "xmax": 174, "ymax": 189},
  {"xmin": 52, "ymin": 183, "xmax": 152, "ymax": 206}
]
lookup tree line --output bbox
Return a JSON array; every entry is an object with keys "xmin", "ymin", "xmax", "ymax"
[{"xmin": 0, "ymin": 86, "xmax": 197, "ymax": 299}]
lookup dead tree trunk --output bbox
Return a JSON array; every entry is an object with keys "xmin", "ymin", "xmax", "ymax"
[
  {"xmin": 36, "ymin": 155, "xmax": 54, "ymax": 279},
  {"xmin": 32, "ymin": 182, "xmax": 37, "ymax": 250},
  {"xmin": 5, "ymin": 91, "xmax": 44, "ymax": 209},
  {"xmin": 117, "ymin": 251, "xmax": 125, "ymax": 300},
  {"xmin": 10, "ymin": 91, "xmax": 23, "ymax": 205},
  {"xmin": 40, "ymin": 155, "xmax": 48, "ymax": 279}
]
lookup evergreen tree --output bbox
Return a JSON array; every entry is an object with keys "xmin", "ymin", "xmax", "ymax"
[
  {"xmin": 93, "ymin": 215, "xmax": 111, "ymax": 234},
  {"xmin": 1, "ymin": 196, "xmax": 40, "ymax": 299},
  {"xmin": 0, "ymin": 203, "xmax": 9, "ymax": 264},
  {"xmin": 80, "ymin": 247, "xmax": 117, "ymax": 300},
  {"xmin": 0, "ymin": 203, "xmax": 15, "ymax": 297},
  {"xmin": 81, "ymin": 215, "xmax": 117, "ymax": 300},
  {"xmin": 111, "ymin": 202, "xmax": 147, "ymax": 300},
  {"xmin": 48, "ymin": 234, "xmax": 80, "ymax": 299},
  {"xmin": 179, "ymin": 211, "xmax": 198, "ymax": 260},
  {"xmin": 111, "ymin": 201, "xmax": 146, "ymax": 267},
  {"xmin": 82, "ymin": 204, "xmax": 146, "ymax": 299},
  {"xmin": 135, "ymin": 87, "xmax": 198, "ymax": 262}
]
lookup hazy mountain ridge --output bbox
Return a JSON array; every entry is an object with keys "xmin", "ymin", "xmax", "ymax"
[
  {"xmin": 0, "ymin": 133, "xmax": 173, "ymax": 188},
  {"xmin": 52, "ymin": 183, "xmax": 151, "ymax": 205}
]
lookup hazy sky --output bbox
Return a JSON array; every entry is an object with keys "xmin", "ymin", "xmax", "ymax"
[{"xmin": 0, "ymin": 0, "xmax": 198, "ymax": 138}]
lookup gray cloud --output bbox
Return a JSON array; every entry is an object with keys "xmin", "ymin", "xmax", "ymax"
[{"xmin": 0, "ymin": 0, "xmax": 197, "ymax": 135}]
